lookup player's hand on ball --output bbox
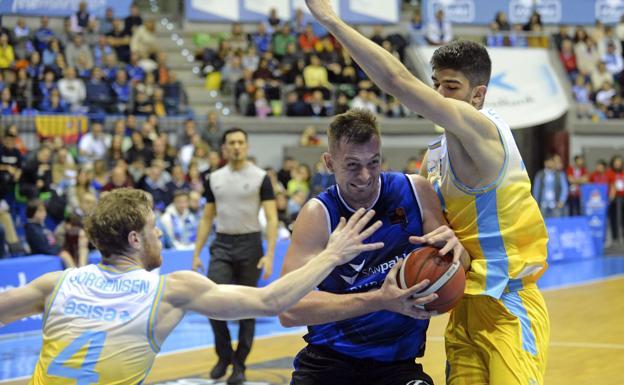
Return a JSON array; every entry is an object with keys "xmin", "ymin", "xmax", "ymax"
[
  {"xmin": 376, "ymin": 261, "xmax": 438, "ymax": 319},
  {"xmin": 410, "ymin": 225, "xmax": 470, "ymax": 271},
  {"xmin": 326, "ymin": 208, "xmax": 384, "ymax": 265}
]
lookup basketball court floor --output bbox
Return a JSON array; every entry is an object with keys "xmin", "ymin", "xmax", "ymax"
[{"xmin": 1, "ymin": 256, "xmax": 623, "ymax": 385}]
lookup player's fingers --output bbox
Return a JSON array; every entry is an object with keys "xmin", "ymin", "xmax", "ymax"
[
  {"xmin": 404, "ymin": 278, "xmax": 430, "ymax": 296},
  {"xmin": 407, "ymin": 306, "xmax": 437, "ymax": 319},
  {"xmin": 384, "ymin": 260, "xmax": 402, "ymax": 285},
  {"xmin": 409, "ymin": 235, "xmax": 426, "ymax": 244},
  {"xmin": 438, "ymin": 239, "xmax": 456, "ymax": 256},
  {"xmin": 410, "ymin": 292, "xmax": 438, "ymax": 304},
  {"xmin": 352, "ymin": 209, "xmax": 376, "ymax": 233},
  {"xmin": 335, "ymin": 216, "xmax": 347, "ymax": 231},
  {"xmin": 358, "ymin": 219, "xmax": 382, "ymax": 240},
  {"xmin": 359, "ymin": 241, "xmax": 384, "ymax": 251},
  {"xmin": 346, "ymin": 208, "xmax": 366, "ymax": 228}
]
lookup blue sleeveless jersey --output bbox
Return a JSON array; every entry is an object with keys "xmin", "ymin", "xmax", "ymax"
[{"xmin": 307, "ymin": 172, "xmax": 429, "ymax": 361}]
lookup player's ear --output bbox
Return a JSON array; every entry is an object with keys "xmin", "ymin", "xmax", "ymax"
[
  {"xmin": 128, "ymin": 230, "xmax": 141, "ymax": 250},
  {"xmin": 471, "ymin": 85, "xmax": 487, "ymax": 109},
  {"xmin": 322, "ymin": 152, "xmax": 334, "ymax": 172}
]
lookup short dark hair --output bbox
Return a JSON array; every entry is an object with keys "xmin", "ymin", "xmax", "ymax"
[
  {"xmin": 221, "ymin": 127, "xmax": 248, "ymax": 146},
  {"xmin": 430, "ymin": 40, "xmax": 492, "ymax": 87},
  {"xmin": 328, "ymin": 109, "xmax": 380, "ymax": 152},
  {"xmin": 84, "ymin": 188, "xmax": 153, "ymax": 258}
]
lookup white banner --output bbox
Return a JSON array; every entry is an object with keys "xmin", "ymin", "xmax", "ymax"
[
  {"xmin": 243, "ymin": 0, "xmax": 291, "ymax": 20},
  {"xmin": 348, "ymin": 0, "xmax": 399, "ymax": 23},
  {"xmin": 190, "ymin": 0, "xmax": 239, "ymax": 21},
  {"xmin": 418, "ymin": 47, "xmax": 568, "ymax": 129}
]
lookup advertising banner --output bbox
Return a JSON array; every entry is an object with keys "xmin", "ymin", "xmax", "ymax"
[
  {"xmin": 545, "ymin": 216, "xmax": 597, "ymax": 262},
  {"xmin": 0, "ymin": 0, "xmax": 132, "ymax": 18},
  {"xmin": 421, "ymin": 0, "xmax": 622, "ymax": 25},
  {"xmin": 581, "ymin": 183, "xmax": 609, "ymax": 256},
  {"xmin": 186, "ymin": 0, "xmax": 399, "ymax": 24}
]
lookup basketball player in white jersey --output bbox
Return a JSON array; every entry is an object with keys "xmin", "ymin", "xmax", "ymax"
[{"xmin": 0, "ymin": 188, "xmax": 384, "ymax": 385}]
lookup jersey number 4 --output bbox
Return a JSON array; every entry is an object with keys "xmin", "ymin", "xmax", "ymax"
[{"xmin": 47, "ymin": 331, "xmax": 107, "ymax": 385}]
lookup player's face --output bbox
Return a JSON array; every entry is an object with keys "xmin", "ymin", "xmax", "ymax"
[
  {"xmin": 326, "ymin": 136, "xmax": 382, "ymax": 208},
  {"xmin": 432, "ymin": 68, "xmax": 477, "ymax": 105},
  {"xmin": 141, "ymin": 212, "xmax": 163, "ymax": 271},
  {"xmin": 223, "ymin": 131, "xmax": 248, "ymax": 163}
]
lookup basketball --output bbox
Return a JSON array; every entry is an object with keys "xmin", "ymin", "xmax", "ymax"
[{"xmin": 398, "ymin": 246, "xmax": 466, "ymax": 314}]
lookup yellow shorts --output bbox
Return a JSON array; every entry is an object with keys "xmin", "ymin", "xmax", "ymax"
[{"xmin": 445, "ymin": 285, "xmax": 550, "ymax": 385}]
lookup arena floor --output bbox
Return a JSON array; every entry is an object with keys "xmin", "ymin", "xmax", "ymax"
[{"xmin": 1, "ymin": 257, "xmax": 623, "ymax": 385}]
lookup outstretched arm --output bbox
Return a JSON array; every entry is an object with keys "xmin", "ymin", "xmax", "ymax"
[
  {"xmin": 279, "ymin": 200, "xmax": 437, "ymax": 327},
  {"xmin": 305, "ymin": 0, "xmax": 501, "ymax": 159},
  {"xmin": 167, "ymin": 209, "xmax": 384, "ymax": 320},
  {"xmin": 0, "ymin": 271, "xmax": 62, "ymax": 326}
]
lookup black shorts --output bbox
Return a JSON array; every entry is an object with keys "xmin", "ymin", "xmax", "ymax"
[{"xmin": 290, "ymin": 344, "xmax": 434, "ymax": 385}]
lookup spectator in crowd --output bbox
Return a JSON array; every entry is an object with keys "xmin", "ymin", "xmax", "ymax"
[
  {"xmin": 0, "ymin": 88, "xmax": 19, "ymax": 115},
  {"xmin": 70, "ymin": 1, "xmax": 95, "ymax": 34},
  {"xmin": 42, "ymin": 38, "xmax": 62, "ymax": 67},
  {"xmin": 608, "ymin": 155, "xmax": 624, "ymax": 245},
  {"xmin": 102, "ymin": 165, "xmax": 133, "ymax": 192},
  {"xmin": 221, "ymin": 54, "xmax": 244, "ymax": 91},
  {"xmin": 277, "ymin": 157, "xmax": 297, "ymax": 188},
  {"xmin": 533, "ymin": 154, "xmax": 569, "ymax": 217},
  {"xmin": 552, "ymin": 25, "xmax": 571, "ymax": 51},
  {"xmin": 40, "ymin": 89, "xmax": 68, "ymax": 113},
  {"xmin": 567, "ymin": 155, "xmax": 589, "ymax": 216},
  {"xmin": 67, "ymin": 165, "xmax": 96, "ymax": 210},
  {"xmin": 19, "ymin": 146, "xmax": 52, "ymax": 200},
  {"xmin": 575, "ymin": 36, "xmax": 601, "ymax": 76},
  {"xmin": 298, "ymin": 125, "xmax": 321, "ymax": 147},
  {"xmin": 299, "ymin": 24, "xmax": 319, "ymax": 53},
  {"xmin": 351, "ymin": 89, "xmax": 378, "ymax": 114},
  {"xmin": 267, "ymin": 8, "xmax": 281, "ymax": 32},
  {"xmin": 124, "ymin": 3, "xmax": 143, "ymax": 35},
  {"xmin": 58, "ymin": 67, "xmax": 86, "ymax": 111},
  {"xmin": 160, "ymin": 190, "xmax": 198, "ymax": 250},
  {"xmin": 426, "ymin": 9, "xmax": 453, "ymax": 45},
  {"xmin": 25, "ymin": 199, "xmax": 75, "ymax": 267},
  {"xmin": 99, "ymin": 7, "xmax": 115, "ymax": 35},
  {"xmin": 111, "ymin": 69, "xmax": 131, "ymax": 114},
  {"xmin": 202, "ymin": 110, "xmax": 222, "ymax": 149},
  {"xmin": 494, "ymin": 11, "xmax": 511, "ymax": 31},
  {"xmin": 572, "ymin": 74, "xmax": 594, "ymax": 119},
  {"xmin": 386, "ymin": 96, "xmax": 406, "ymax": 118},
  {"xmin": 227, "ymin": 23, "xmax": 249, "ymax": 52},
  {"xmin": 559, "ymin": 39, "xmax": 578, "ymax": 80},
  {"xmin": 592, "ymin": 61, "xmax": 614, "ymax": 91},
  {"xmin": 54, "ymin": 211, "xmax": 89, "ymax": 267},
  {"xmin": 309, "ymin": 160, "xmax": 334, "ymax": 198},
  {"xmin": 303, "ymin": 54, "xmax": 331, "ymax": 92},
  {"xmin": 13, "ymin": 68, "xmax": 32, "ymax": 110},
  {"xmin": 287, "ymin": 164, "xmax": 311, "ymax": 198},
  {"xmin": 252, "ymin": 23, "xmax": 272, "ymax": 54},
  {"xmin": 65, "ymin": 34, "xmax": 94, "ymax": 70},
  {"xmin": 273, "ymin": 24, "xmax": 296, "ymax": 60},
  {"xmin": 0, "ymin": 129, "xmax": 21, "ymax": 250},
  {"xmin": 607, "ymin": 94, "xmax": 624, "ymax": 119},
  {"xmin": 590, "ymin": 159, "xmax": 610, "ymax": 183},
  {"xmin": 131, "ymin": 19, "xmax": 158, "ymax": 58},
  {"xmin": 602, "ymin": 43, "xmax": 623, "ymax": 80},
  {"xmin": 107, "ymin": 19, "xmax": 131, "ymax": 63},
  {"xmin": 93, "ymin": 35, "xmax": 115, "ymax": 68},
  {"xmin": 167, "ymin": 165, "xmax": 190, "ymax": 194},
  {"xmin": 0, "ymin": 33, "xmax": 15, "ymax": 70},
  {"xmin": 138, "ymin": 160, "xmax": 169, "ymax": 211},
  {"xmin": 595, "ymin": 81, "xmax": 616, "ymax": 108},
  {"xmin": 33, "ymin": 16, "xmax": 55, "ymax": 53},
  {"xmin": 523, "ymin": 10, "xmax": 542, "ymax": 32},
  {"xmin": 78, "ymin": 121, "xmax": 109, "ymax": 164}
]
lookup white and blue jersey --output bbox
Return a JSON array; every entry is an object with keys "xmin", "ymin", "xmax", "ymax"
[{"xmin": 307, "ymin": 172, "xmax": 428, "ymax": 362}]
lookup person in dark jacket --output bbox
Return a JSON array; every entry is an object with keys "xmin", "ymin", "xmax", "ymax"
[{"xmin": 25, "ymin": 199, "xmax": 75, "ymax": 267}]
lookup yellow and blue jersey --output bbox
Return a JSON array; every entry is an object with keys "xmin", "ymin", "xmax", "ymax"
[
  {"xmin": 31, "ymin": 264, "xmax": 165, "ymax": 385},
  {"xmin": 426, "ymin": 108, "xmax": 548, "ymax": 299}
]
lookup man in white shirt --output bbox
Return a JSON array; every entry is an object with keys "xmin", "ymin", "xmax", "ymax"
[
  {"xmin": 78, "ymin": 121, "xmax": 109, "ymax": 164},
  {"xmin": 426, "ymin": 9, "xmax": 453, "ymax": 45},
  {"xmin": 58, "ymin": 67, "xmax": 86, "ymax": 111}
]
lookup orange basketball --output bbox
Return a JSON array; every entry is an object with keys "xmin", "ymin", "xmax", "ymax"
[{"xmin": 397, "ymin": 246, "xmax": 466, "ymax": 314}]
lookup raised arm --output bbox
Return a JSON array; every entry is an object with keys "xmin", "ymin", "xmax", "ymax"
[
  {"xmin": 167, "ymin": 208, "xmax": 383, "ymax": 321},
  {"xmin": 305, "ymin": 0, "xmax": 501, "ymax": 153},
  {"xmin": 0, "ymin": 271, "xmax": 62, "ymax": 326},
  {"xmin": 279, "ymin": 200, "xmax": 435, "ymax": 327}
]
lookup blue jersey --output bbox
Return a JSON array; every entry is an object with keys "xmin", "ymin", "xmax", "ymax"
[{"xmin": 306, "ymin": 172, "xmax": 429, "ymax": 361}]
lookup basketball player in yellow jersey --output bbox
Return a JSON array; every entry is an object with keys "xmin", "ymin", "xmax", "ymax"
[
  {"xmin": 306, "ymin": 1, "xmax": 550, "ymax": 384},
  {"xmin": 0, "ymin": 188, "xmax": 384, "ymax": 385}
]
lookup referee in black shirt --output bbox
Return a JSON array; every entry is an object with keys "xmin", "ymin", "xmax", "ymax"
[{"xmin": 193, "ymin": 128, "xmax": 278, "ymax": 385}]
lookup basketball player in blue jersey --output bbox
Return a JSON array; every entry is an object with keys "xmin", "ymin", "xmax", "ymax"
[
  {"xmin": 305, "ymin": 2, "xmax": 551, "ymax": 384},
  {"xmin": 279, "ymin": 109, "xmax": 470, "ymax": 385},
  {"xmin": 0, "ymin": 188, "xmax": 385, "ymax": 385}
]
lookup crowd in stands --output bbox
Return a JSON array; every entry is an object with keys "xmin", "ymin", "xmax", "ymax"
[
  {"xmin": 0, "ymin": 2, "xmax": 187, "ymax": 117},
  {"xmin": 532, "ymin": 153, "xmax": 624, "ymax": 246},
  {"xmin": 549, "ymin": 15, "xmax": 624, "ymax": 120},
  {"xmin": 198, "ymin": 9, "xmax": 413, "ymax": 118}
]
